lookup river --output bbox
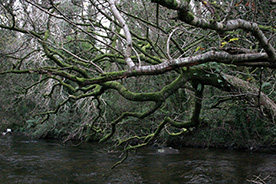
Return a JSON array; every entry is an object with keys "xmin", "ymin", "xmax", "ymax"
[{"xmin": 0, "ymin": 135, "xmax": 275, "ymax": 183}]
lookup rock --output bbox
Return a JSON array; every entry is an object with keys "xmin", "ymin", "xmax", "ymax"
[{"xmin": 2, "ymin": 129, "xmax": 12, "ymax": 136}]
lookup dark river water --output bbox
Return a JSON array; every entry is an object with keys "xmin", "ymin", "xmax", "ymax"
[{"xmin": 0, "ymin": 135, "xmax": 275, "ymax": 184}]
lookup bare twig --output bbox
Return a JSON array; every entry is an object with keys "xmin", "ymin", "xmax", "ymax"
[
  {"xmin": 108, "ymin": 0, "xmax": 135, "ymax": 68},
  {"xmin": 167, "ymin": 28, "xmax": 179, "ymax": 61}
]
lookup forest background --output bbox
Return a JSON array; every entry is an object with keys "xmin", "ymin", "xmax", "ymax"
[{"xmin": 1, "ymin": 0, "xmax": 276, "ymax": 153}]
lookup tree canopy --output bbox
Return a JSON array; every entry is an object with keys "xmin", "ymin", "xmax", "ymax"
[{"xmin": 1, "ymin": 0, "xmax": 276, "ymax": 159}]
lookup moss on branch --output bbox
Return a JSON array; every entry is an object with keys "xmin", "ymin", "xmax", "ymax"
[
  {"xmin": 99, "ymin": 102, "xmax": 162, "ymax": 143},
  {"xmin": 165, "ymin": 117, "xmax": 194, "ymax": 128},
  {"xmin": 49, "ymin": 76, "xmax": 76, "ymax": 93},
  {"xmin": 102, "ymin": 81, "xmax": 161, "ymax": 102}
]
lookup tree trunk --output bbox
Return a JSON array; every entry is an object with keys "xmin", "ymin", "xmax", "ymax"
[{"xmin": 191, "ymin": 81, "xmax": 204, "ymax": 126}]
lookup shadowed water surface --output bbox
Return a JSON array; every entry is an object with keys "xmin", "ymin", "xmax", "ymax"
[{"xmin": 0, "ymin": 136, "xmax": 275, "ymax": 183}]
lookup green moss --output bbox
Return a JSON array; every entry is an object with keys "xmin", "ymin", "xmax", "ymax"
[
  {"xmin": 259, "ymin": 25, "xmax": 276, "ymax": 33},
  {"xmin": 184, "ymin": 11, "xmax": 194, "ymax": 22},
  {"xmin": 44, "ymin": 29, "xmax": 50, "ymax": 40},
  {"xmin": 165, "ymin": 117, "xmax": 194, "ymax": 128},
  {"xmin": 76, "ymin": 77, "xmax": 85, "ymax": 83},
  {"xmin": 101, "ymin": 70, "xmax": 126, "ymax": 77},
  {"xmin": 99, "ymin": 130, "xmax": 114, "ymax": 143},
  {"xmin": 178, "ymin": 11, "xmax": 194, "ymax": 23},
  {"xmin": 103, "ymin": 81, "xmax": 160, "ymax": 101}
]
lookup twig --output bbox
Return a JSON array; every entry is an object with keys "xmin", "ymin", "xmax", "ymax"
[
  {"xmin": 108, "ymin": 0, "xmax": 135, "ymax": 68},
  {"xmin": 167, "ymin": 28, "xmax": 179, "ymax": 61}
]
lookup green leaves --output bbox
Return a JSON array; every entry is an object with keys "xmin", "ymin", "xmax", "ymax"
[
  {"xmin": 197, "ymin": 83, "xmax": 202, "ymax": 91},
  {"xmin": 217, "ymin": 79, "xmax": 223, "ymax": 83},
  {"xmin": 261, "ymin": 82, "xmax": 270, "ymax": 89},
  {"xmin": 221, "ymin": 37, "xmax": 239, "ymax": 47}
]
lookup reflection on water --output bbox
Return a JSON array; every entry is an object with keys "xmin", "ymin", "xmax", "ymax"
[{"xmin": 0, "ymin": 135, "xmax": 275, "ymax": 184}]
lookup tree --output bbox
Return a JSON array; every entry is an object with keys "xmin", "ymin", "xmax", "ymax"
[{"xmin": 1, "ymin": 0, "xmax": 276, "ymax": 161}]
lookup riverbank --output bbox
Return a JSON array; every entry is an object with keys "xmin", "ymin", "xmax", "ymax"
[
  {"xmin": 166, "ymin": 126, "xmax": 276, "ymax": 154},
  {"xmin": 2, "ymin": 119, "xmax": 276, "ymax": 155}
]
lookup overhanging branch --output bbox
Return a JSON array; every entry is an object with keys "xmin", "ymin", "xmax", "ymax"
[{"xmin": 152, "ymin": 0, "xmax": 276, "ymax": 62}]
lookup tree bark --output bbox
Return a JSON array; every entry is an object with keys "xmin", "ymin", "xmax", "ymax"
[{"xmin": 191, "ymin": 81, "xmax": 204, "ymax": 126}]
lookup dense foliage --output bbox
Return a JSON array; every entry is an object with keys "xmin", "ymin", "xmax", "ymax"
[{"xmin": 1, "ymin": 0, "xmax": 276, "ymax": 157}]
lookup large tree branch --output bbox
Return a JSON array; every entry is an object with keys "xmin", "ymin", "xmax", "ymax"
[
  {"xmin": 133, "ymin": 51, "xmax": 270, "ymax": 74},
  {"xmin": 224, "ymin": 74, "xmax": 276, "ymax": 119},
  {"xmin": 186, "ymin": 68, "xmax": 276, "ymax": 119},
  {"xmin": 81, "ymin": 51, "xmax": 271, "ymax": 85},
  {"xmin": 1, "ymin": 51, "xmax": 272, "ymax": 87},
  {"xmin": 152, "ymin": 0, "xmax": 276, "ymax": 62}
]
